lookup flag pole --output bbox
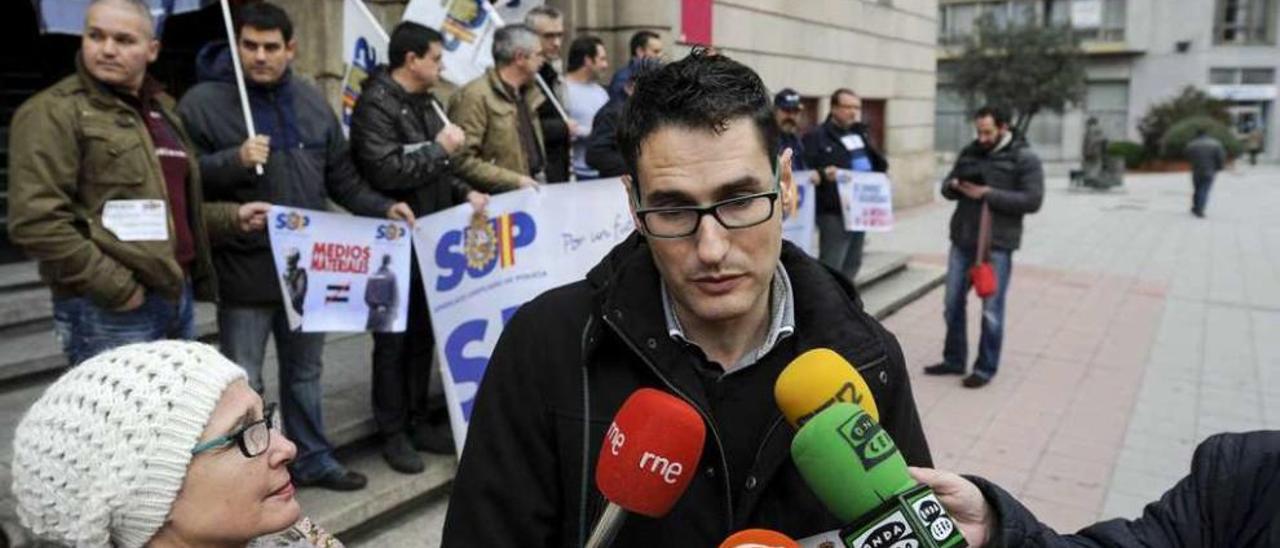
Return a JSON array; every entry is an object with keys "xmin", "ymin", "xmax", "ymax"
[{"xmin": 218, "ymin": 0, "xmax": 264, "ymax": 176}]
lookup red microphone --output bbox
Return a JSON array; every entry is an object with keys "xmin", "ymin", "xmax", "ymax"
[
  {"xmin": 720, "ymin": 529, "xmax": 800, "ymax": 548},
  {"xmin": 588, "ymin": 388, "xmax": 707, "ymax": 547}
]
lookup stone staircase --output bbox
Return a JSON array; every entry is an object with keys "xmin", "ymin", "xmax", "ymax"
[{"xmin": 0, "ymin": 252, "xmax": 943, "ymax": 545}]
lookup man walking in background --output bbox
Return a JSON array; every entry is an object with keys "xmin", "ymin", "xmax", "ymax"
[
  {"xmin": 1184, "ymin": 128, "xmax": 1226, "ymax": 218},
  {"xmin": 925, "ymin": 106, "xmax": 1043, "ymax": 388}
]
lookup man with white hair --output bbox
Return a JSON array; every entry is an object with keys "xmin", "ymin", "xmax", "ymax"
[
  {"xmin": 7, "ymin": 0, "xmax": 268, "ymax": 366},
  {"xmin": 448, "ymin": 23, "xmax": 547, "ymax": 192}
]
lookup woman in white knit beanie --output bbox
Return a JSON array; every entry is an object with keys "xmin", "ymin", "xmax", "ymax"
[{"xmin": 12, "ymin": 341, "xmax": 340, "ymax": 547}]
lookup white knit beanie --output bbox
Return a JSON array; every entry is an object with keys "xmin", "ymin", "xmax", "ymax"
[{"xmin": 12, "ymin": 341, "xmax": 248, "ymax": 548}]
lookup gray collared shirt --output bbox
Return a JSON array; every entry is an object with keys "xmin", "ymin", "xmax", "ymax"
[{"xmin": 661, "ymin": 262, "xmax": 796, "ymax": 374}]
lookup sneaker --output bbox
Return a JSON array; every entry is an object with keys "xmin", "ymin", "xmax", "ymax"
[
  {"xmin": 411, "ymin": 420, "xmax": 455, "ymax": 455},
  {"xmin": 382, "ymin": 433, "xmax": 425, "ymax": 474},
  {"xmin": 962, "ymin": 373, "xmax": 991, "ymax": 388},
  {"xmin": 923, "ymin": 362, "xmax": 965, "ymax": 376},
  {"xmin": 293, "ymin": 467, "xmax": 368, "ymax": 491}
]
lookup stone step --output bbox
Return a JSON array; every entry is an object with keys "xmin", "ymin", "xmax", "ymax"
[
  {"xmin": 861, "ymin": 263, "xmax": 947, "ymax": 320},
  {"xmin": 0, "ymin": 287, "xmax": 51, "ymax": 333},
  {"xmin": 853, "ymin": 251, "xmax": 910, "ymax": 290},
  {"xmin": 344, "ymin": 484, "xmax": 450, "ymax": 547}
]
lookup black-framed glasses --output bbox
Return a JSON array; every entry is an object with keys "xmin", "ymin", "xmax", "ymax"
[
  {"xmin": 634, "ymin": 169, "xmax": 781, "ymax": 239},
  {"xmin": 191, "ymin": 403, "xmax": 280, "ymax": 458}
]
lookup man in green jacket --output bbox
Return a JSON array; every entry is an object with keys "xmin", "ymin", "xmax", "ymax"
[
  {"xmin": 448, "ymin": 24, "xmax": 547, "ymax": 193},
  {"xmin": 6, "ymin": 0, "xmax": 268, "ymax": 365}
]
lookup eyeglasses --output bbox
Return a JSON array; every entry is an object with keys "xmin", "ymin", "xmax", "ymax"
[
  {"xmin": 191, "ymin": 403, "xmax": 280, "ymax": 458},
  {"xmin": 634, "ymin": 169, "xmax": 781, "ymax": 239}
]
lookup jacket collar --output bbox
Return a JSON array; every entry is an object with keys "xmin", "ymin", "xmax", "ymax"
[{"xmin": 75, "ymin": 53, "xmax": 162, "ymax": 112}]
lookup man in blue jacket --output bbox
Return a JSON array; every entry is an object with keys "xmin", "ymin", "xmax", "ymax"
[{"xmin": 177, "ymin": 2, "xmax": 412, "ymax": 491}]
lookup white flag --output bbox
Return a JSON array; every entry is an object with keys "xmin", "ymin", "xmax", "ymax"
[
  {"xmin": 340, "ymin": 0, "xmax": 389, "ymax": 135},
  {"xmin": 403, "ymin": 0, "xmax": 500, "ymax": 85}
]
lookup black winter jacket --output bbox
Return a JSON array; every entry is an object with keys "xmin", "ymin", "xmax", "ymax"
[
  {"xmin": 348, "ymin": 67, "xmax": 471, "ymax": 216},
  {"xmin": 177, "ymin": 43, "xmax": 392, "ymax": 305},
  {"xmin": 585, "ymin": 97, "xmax": 627, "ymax": 178},
  {"xmin": 801, "ymin": 119, "xmax": 889, "ymax": 214},
  {"xmin": 442, "ymin": 235, "xmax": 933, "ymax": 547},
  {"xmin": 538, "ymin": 63, "xmax": 571, "ymax": 183},
  {"xmin": 941, "ymin": 135, "xmax": 1044, "ymax": 251},
  {"xmin": 973, "ymin": 431, "xmax": 1280, "ymax": 547}
]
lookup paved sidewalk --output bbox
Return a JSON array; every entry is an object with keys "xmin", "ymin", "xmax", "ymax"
[{"xmin": 877, "ymin": 164, "xmax": 1280, "ymax": 532}]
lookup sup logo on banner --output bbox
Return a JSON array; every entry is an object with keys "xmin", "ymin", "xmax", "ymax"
[
  {"xmin": 275, "ymin": 211, "xmax": 311, "ymax": 231},
  {"xmin": 376, "ymin": 223, "xmax": 407, "ymax": 241},
  {"xmin": 435, "ymin": 212, "xmax": 537, "ymax": 292}
]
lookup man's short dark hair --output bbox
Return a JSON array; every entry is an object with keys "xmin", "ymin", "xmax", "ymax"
[
  {"xmin": 234, "ymin": 1, "xmax": 293, "ymax": 42},
  {"xmin": 831, "ymin": 88, "xmax": 858, "ymax": 106},
  {"xmin": 567, "ymin": 36, "xmax": 604, "ymax": 72},
  {"xmin": 618, "ymin": 49, "xmax": 779, "ymax": 184},
  {"xmin": 388, "ymin": 21, "xmax": 443, "ymax": 70},
  {"xmin": 630, "ymin": 30, "xmax": 660, "ymax": 58},
  {"xmin": 974, "ymin": 105, "xmax": 1011, "ymax": 127}
]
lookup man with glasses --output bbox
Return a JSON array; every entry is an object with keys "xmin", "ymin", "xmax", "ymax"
[
  {"xmin": 525, "ymin": 6, "xmax": 576, "ymax": 183},
  {"xmin": 444, "ymin": 50, "xmax": 931, "ymax": 545}
]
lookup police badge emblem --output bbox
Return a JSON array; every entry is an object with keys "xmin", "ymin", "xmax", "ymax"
[{"xmin": 464, "ymin": 211, "xmax": 496, "ymax": 270}]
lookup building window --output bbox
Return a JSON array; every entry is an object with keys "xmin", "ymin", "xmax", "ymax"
[
  {"xmin": 935, "ymin": 85, "xmax": 973, "ymax": 152},
  {"xmin": 1086, "ymin": 81, "xmax": 1130, "ymax": 139},
  {"xmin": 941, "ymin": 0, "xmax": 1126, "ymax": 44},
  {"xmin": 1210, "ymin": 67, "xmax": 1278, "ymax": 84},
  {"xmin": 1215, "ymin": 0, "xmax": 1276, "ymax": 44}
]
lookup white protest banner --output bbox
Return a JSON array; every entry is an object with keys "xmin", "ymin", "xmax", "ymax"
[
  {"xmin": 836, "ymin": 170, "xmax": 895, "ymax": 232},
  {"xmin": 268, "ymin": 206, "xmax": 412, "ymax": 333},
  {"xmin": 340, "ymin": 0, "xmax": 389, "ymax": 136},
  {"xmin": 783, "ymin": 171, "xmax": 818, "ymax": 256},
  {"xmin": 403, "ymin": 0, "xmax": 499, "ymax": 85},
  {"xmin": 413, "ymin": 178, "xmax": 633, "ymax": 452}
]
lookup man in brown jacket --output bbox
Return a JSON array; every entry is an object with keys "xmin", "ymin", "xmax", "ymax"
[
  {"xmin": 6, "ymin": 0, "xmax": 268, "ymax": 365},
  {"xmin": 448, "ymin": 23, "xmax": 547, "ymax": 193}
]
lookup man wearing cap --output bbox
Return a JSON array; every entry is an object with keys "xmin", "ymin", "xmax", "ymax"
[{"xmin": 774, "ymin": 88, "xmax": 807, "ymax": 171}]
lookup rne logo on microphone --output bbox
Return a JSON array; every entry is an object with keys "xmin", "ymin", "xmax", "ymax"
[
  {"xmin": 639, "ymin": 451, "xmax": 684, "ymax": 484},
  {"xmin": 605, "ymin": 421, "xmax": 625, "ymax": 456}
]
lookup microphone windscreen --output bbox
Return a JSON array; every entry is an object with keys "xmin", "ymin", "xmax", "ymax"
[
  {"xmin": 789, "ymin": 402, "xmax": 913, "ymax": 522},
  {"xmin": 595, "ymin": 388, "xmax": 707, "ymax": 518},
  {"xmin": 775, "ymin": 348, "xmax": 880, "ymax": 428}
]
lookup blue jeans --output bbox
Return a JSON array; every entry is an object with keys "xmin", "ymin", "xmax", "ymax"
[
  {"xmin": 942, "ymin": 244, "xmax": 1013, "ymax": 379},
  {"xmin": 53, "ymin": 282, "xmax": 195, "ymax": 366},
  {"xmin": 216, "ymin": 304, "xmax": 339, "ymax": 480},
  {"xmin": 1192, "ymin": 175, "xmax": 1214, "ymax": 213},
  {"xmin": 817, "ymin": 213, "xmax": 866, "ymax": 281}
]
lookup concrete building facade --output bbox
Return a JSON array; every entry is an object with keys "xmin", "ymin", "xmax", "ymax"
[{"xmin": 936, "ymin": 0, "xmax": 1280, "ymax": 166}]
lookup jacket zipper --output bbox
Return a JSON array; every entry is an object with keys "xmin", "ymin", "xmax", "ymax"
[{"xmin": 601, "ymin": 314, "xmax": 735, "ymax": 533}]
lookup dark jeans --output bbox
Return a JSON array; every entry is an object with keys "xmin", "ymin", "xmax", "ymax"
[
  {"xmin": 53, "ymin": 281, "xmax": 195, "ymax": 366},
  {"xmin": 371, "ymin": 256, "xmax": 445, "ymax": 437},
  {"xmin": 942, "ymin": 244, "xmax": 1013, "ymax": 379},
  {"xmin": 1192, "ymin": 175, "xmax": 1215, "ymax": 214},
  {"xmin": 817, "ymin": 213, "xmax": 866, "ymax": 281},
  {"xmin": 217, "ymin": 304, "xmax": 338, "ymax": 480}
]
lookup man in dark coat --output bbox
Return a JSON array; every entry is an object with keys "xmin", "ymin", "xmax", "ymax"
[
  {"xmin": 1184, "ymin": 128, "xmax": 1227, "ymax": 218},
  {"xmin": 443, "ymin": 50, "xmax": 931, "ymax": 547},
  {"xmin": 349, "ymin": 22, "xmax": 488, "ymax": 473},
  {"xmin": 924, "ymin": 105, "xmax": 1043, "ymax": 388},
  {"xmin": 801, "ymin": 88, "xmax": 888, "ymax": 282}
]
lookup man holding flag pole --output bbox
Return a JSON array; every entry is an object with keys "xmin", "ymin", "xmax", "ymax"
[{"xmin": 178, "ymin": 1, "xmax": 412, "ymax": 492}]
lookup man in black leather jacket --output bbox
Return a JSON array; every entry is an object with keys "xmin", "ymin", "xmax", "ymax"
[{"xmin": 349, "ymin": 21, "xmax": 487, "ymax": 473}]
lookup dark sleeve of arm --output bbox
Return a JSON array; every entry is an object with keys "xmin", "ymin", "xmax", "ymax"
[
  {"xmin": 441, "ymin": 305, "xmax": 561, "ymax": 546},
  {"xmin": 801, "ymin": 132, "xmax": 834, "ymax": 185},
  {"xmin": 585, "ymin": 107, "xmax": 627, "ymax": 177},
  {"xmin": 877, "ymin": 327, "xmax": 933, "ymax": 468},
  {"xmin": 539, "ymin": 104, "xmax": 570, "ymax": 145},
  {"xmin": 984, "ymin": 151, "xmax": 1045, "ymax": 215},
  {"xmin": 940, "ymin": 157, "xmax": 961, "ymax": 201},
  {"xmin": 323, "ymin": 117, "xmax": 395, "ymax": 218},
  {"xmin": 177, "ymin": 93, "xmax": 254, "ymax": 197},
  {"xmin": 349, "ymin": 100, "xmax": 452, "ymax": 191}
]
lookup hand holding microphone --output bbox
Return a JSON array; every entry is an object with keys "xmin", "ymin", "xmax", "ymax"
[{"xmin": 588, "ymin": 388, "xmax": 706, "ymax": 548}]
